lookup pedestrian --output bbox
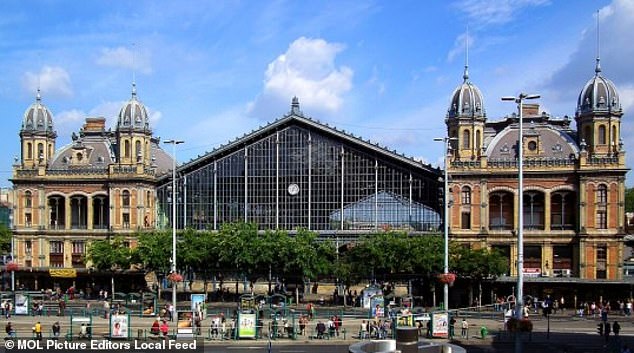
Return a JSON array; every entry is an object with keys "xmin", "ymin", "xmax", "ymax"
[
  {"xmin": 461, "ymin": 318, "xmax": 468, "ymax": 338},
  {"xmin": 4, "ymin": 301, "xmax": 11, "ymax": 319},
  {"xmin": 34, "ymin": 321, "xmax": 42, "ymax": 340},
  {"xmin": 449, "ymin": 316, "xmax": 456, "ymax": 339},
  {"xmin": 5, "ymin": 322, "xmax": 15, "ymax": 338},
  {"xmin": 613, "ymin": 321, "xmax": 621, "ymax": 337},
  {"xmin": 604, "ymin": 321, "xmax": 611, "ymax": 343},
  {"xmin": 52, "ymin": 321, "xmax": 61, "ymax": 340}
]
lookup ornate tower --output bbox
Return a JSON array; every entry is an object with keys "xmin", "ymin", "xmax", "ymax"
[
  {"xmin": 446, "ymin": 64, "xmax": 486, "ymax": 160},
  {"xmin": 575, "ymin": 57, "xmax": 623, "ymax": 157},
  {"xmin": 19, "ymin": 89, "xmax": 57, "ymax": 168},
  {"xmin": 115, "ymin": 83, "xmax": 153, "ymax": 165}
]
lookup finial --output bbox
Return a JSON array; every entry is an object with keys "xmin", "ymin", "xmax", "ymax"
[
  {"xmin": 132, "ymin": 82, "xmax": 137, "ymax": 98},
  {"xmin": 36, "ymin": 88, "xmax": 41, "ymax": 102},
  {"xmin": 291, "ymin": 96, "xmax": 302, "ymax": 116},
  {"xmin": 595, "ymin": 10, "xmax": 602, "ymax": 75},
  {"xmin": 463, "ymin": 26, "xmax": 470, "ymax": 82}
]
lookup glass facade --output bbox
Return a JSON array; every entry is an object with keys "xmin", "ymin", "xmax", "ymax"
[{"xmin": 157, "ymin": 120, "xmax": 441, "ymax": 234}]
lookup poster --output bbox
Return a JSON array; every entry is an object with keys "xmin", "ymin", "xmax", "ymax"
[
  {"xmin": 370, "ymin": 295, "xmax": 385, "ymax": 318},
  {"xmin": 191, "ymin": 294, "xmax": 205, "ymax": 319},
  {"xmin": 238, "ymin": 313, "xmax": 256, "ymax": 339},
  {"xmin": 14, "ymin": 294, "xmax": 28, "ymax": 315},
  {"xmin": 110, "ymin": 314, "xmax": 128, "ymax": 338},
  {"xmin": 431, "ymin": 312, "xmax": 448, "ymax": 338}
]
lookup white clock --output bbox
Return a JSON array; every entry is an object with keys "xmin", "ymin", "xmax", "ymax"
[{"xmin": 288, "ymin": 183, "xmax": 300, "ymax": 196}]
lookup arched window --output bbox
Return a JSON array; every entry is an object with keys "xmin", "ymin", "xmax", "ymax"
[
  {"xmin": 462, "ymin": 130, "xmax": 470, "ymax": 149},
  {"xmin": 37, "ymin": 143, "xmax": 44, "ymax": 160},
  {"xmin": 612, "ymin": 126, "xmax": 617, "ymax": 145},
  {"xmin": 24, "ymin": 191, "xmax": 32, "ymax": 208},
  {"xmin": 26, "ymin": 142, "xmax": 32, "ymax": 160},
  {"xmin": 475, "ymin": 130, "xmax": 481, "ymax": 152},
  {"xmin": 48, "ymin": 144, "xmax": 53, "ymax": 158},
  {"xmin": 135, "ymin": 140, "xmax": 142, "ymax": 161},
  {"xmin": 122, "ymin": 190, "xmax": 131, "ymax": 208},
  {"xmin": 489, "ymin": 191, "xmax": 514, "ymax": 230},
  {"xmin": 124, "ymin": 140, "xmax": 130, "ymax": 158},
  {"xmin": 598, "ymin": 125, "xmax": 607, "ymax": 144},
  {"xmin": 146, "ymin": 190, "xmax": 152, "ymax": 207},
  {"xmin": 523, "ymin": 191, "xmax": 545, "ymax": 230},
  {"xmin": 461, "ymin": 186, "xmax": 471, "ymax": 204}
]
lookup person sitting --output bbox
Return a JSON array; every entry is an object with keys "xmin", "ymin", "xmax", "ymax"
[
  {"xmin": 160, "ymin": 320, "xmax": 169, "ymax": 338},
  {"xmin": 150, "ymin": 319, "xmax": 160, "ymax": 336},
  {"xmin": 143, "ymin": 305, "xmax": 155, "ymax": 316},
  {"xmin": 78, "ymin": 323, "xmax": 90, "ymax": 339},
  {"xmin": 316, "ymin": 321, "xmax": 326, "ymax": 339}
]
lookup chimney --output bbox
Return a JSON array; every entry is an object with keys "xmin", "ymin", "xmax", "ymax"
[{"xmin": 83, "ymin": 117, "xmax": 107, "ymax": 132}]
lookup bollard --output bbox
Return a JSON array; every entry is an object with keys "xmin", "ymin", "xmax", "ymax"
[
  {"xmin": 342, "ymin": 328, "xmax": 346, "ymax": 340},
  {"xmin": 480, "ymin": 326, "xmax": 487, "ymax": 339}
]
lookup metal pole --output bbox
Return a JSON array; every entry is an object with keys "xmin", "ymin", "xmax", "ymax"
[
  {"xmin": 517, "ymin": 96, "xmax": 524, "ymax": 322},
  {"xmin": 164, "ymin": 139, "xmax": 184, "ymax": 321},
  {"xmin": 443, "ymin": 137, "xmax": 449, "ymax": 313}
]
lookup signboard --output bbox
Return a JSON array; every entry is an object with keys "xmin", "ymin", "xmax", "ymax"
[
  {"xmin": 49, "ymin": 268, "xmax": 77, "ymax": 278},
  {"xmin": 523, "ymin": 268, "xmax": 541, "ymax": 277},
  {"xmin": 110, "ymin": 314, "xmax": 128, "ymax": 338},
  {"xmin": 362, "ymin": 286, "xmax": 382, "ymax": 309},
  {"xmin": 431, "ymin": 312, "xmax": 448, "ymax": 338},
  {"xmin": 370, "ymin": 294, "xmax": 385, "ymax": 318},
  {"xmin": 238, "ymin": 313, "xmax": 256, "ymax": 339},
  {"xmin": 14, "ymin": 294, "xmax": 28, "ymax": 315},
  {"xmin": 177, "ymin": 311, "xmax": 194, "ymax": 339}
]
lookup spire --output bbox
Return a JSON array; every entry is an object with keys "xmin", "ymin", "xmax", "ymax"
[
  {"xmin": 595, "ymin": 9, "xmax": 602, "ymax": 75},
  {"xmin": 463, "ymin": 26, "xmax": 470, "ymax": 82},
  {"xmin": 36, "ymin": 88, "xmax": 41, "ymax": 102},
  {"xmin": 132, "ymin": 42, "xmax": 137, "ymax": 95}
]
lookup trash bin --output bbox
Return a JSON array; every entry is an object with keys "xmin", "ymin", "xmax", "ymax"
[{"xmin": 480, "ymin": 326, "xmax": 488, "ymax": 339}]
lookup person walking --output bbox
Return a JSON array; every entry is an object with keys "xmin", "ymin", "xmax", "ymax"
[
  {"xmin": 613, "ymin": 321, "xmax": 621, "ymax": 338},
  {"xmin": 604, "ymin": 321, "xmax": 611, "ymax": 343},
  {"xmin": 52, "ymin": 322, "xmax": 61, "ymax": 340},
  {"xmin": 461, "ymin": 318, "xmax": 468, "ymax": 339},
  {"xmin": 34, "ymin": 321, "xmax": 42, "ymax": 340}
]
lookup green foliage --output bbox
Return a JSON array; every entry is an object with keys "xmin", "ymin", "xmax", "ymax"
[
  {"xmin": 626, "ymin": 187, "xmax": 634, "ymax": 213},
  {"xmin": 452, "ymin": 247, "xmax": 507, "ymax": 280},
  {"xmin": 133, "ymin": 230, "xmax": 172, "ymax": 275},
  {"xmin": 86, "ymin": 236, "xmax": 132, "ymax": 272},
  {"xmin": 0, "ymin": 224, "xmax": 12, "ymax": 255}
]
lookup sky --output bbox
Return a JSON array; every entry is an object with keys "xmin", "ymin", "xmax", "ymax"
[{"xmin": 1, "ymin": 0, "xmax": 633, "ymax": 187}]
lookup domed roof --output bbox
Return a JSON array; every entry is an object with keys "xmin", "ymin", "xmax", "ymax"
[
  {"xmin": 117, "ymin": 83, "xmax": 150, "ymax": 131},
  {"xmin": 576, "ymin": 58, "xmax": 621, "ymax": 116},
  {"xmin": 447, "ymin": 66, "xmax": 485, "ymax": 120},
  {"xmin": 22, "ymin": 90, "xmax": 54, "ymax": 133}
]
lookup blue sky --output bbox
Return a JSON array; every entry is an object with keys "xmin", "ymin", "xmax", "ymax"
[{"xmin": 1, "ymin": 0, "xmax": 633, "ymax": 187}]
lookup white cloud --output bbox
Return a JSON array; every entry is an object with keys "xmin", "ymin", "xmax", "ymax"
[
  {"xmin": 447, "ymin": 31, "xmax": 473, "ymax": 63},
  {"xmin": 248, "ymin": 37, "xmax": 353, "ymax": 119},
  {"xmin": 22, "ymin": 66, "xmax": 73, "ymax": 98},
  {"xmin": 455, "ymin": 0, "xmax": 550, "ymax": 26},
  {"xmin": 95, "ymin": 46, "xmax": 152, "ymax": 74}
]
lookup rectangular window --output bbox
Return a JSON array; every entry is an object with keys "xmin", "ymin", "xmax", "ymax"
[
  {"xmin": 596, "ymin": 210, "xmax": 607, "ymax": 229},
  {"xmin": 596, "ymin": 245, "xmax": 607, "ymax": 279},
  {"xmin": 123, "ymin": 213, "xmax": 130, "ymax": 229},
  {"xmin": 24, "ymin": 241, "xmax": 32, "ymax": 255},
  {"xmin": 461, "ymin": 212, "xmax": 471, "ymax": 230},
  {"xmin": 49, "ymin": 241, "xmax": 64, "ymax": 268},
  {"xmin": 72, "ymin": 241, "xmax": 85, "ymax": 268},
  {"xmin": 25, "ymin": 213, "xmax": 32, "ymax": 228}
]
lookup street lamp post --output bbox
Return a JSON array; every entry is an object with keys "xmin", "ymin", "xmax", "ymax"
[
  {"xmin": 434, "ymin": 136, "xmax": 457, "ymax": 312},
  {"xmin": 501, "ymin": 93, "xmax": 539, "ymax": 323},
  {"xmin": 164, "ymin": 139, "xmax": 184, "ymax": 319}
]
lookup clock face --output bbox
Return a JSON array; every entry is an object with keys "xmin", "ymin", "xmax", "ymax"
[{"xmin": 288, "ymin": 183, "xmax": 300, "ymax": 196}]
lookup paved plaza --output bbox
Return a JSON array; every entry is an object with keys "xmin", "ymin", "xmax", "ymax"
[{"xmin": 1, "ymin": 301, "xmax": 634, "ymax": 352}]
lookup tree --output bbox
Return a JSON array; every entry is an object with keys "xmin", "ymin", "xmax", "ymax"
[
  {"xmin": 86, "ymin": 236, "xmax": 133, "ymax": 296},
  {"xmin": 133, "ymin": 230, "xmax": 172, "ymax": 297},
  {"xmin": 0, "ymin": 224, "xmax": 12, "ymax": 255},
  {"xmin": 626, "ymin": 187, "xmax": 634, "ymax": 213},
  {"xmin": 452, "ymin": 247, "xmax": 507, "ymax": 306}
]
